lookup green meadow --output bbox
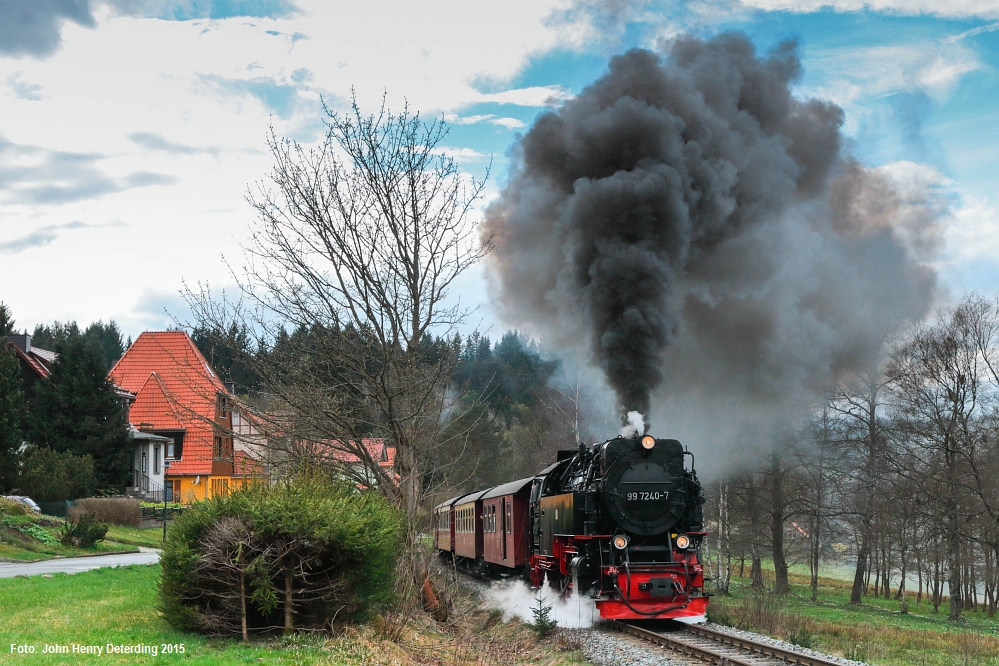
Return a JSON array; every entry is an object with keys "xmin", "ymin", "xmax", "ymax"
[{"xmin": 708, "ymin": 569, "xmax": 999, "ymax": 666}]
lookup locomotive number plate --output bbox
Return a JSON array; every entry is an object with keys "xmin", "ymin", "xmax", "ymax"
[{"xmin": 626, "ymin": 491, "xmax": 667, "ymax": 501}]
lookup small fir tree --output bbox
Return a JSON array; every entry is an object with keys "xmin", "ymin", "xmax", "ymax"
[
  {"xmin": 0, "ymin": 345, "xmax": 24, "ymax": 492},
  {"xmin": 531, "ymin": 593, "xmax": 558, "ymax": 638},
  {"xmin": 26, "ymin": 336, "xmax": 130, "ymax": 491}
]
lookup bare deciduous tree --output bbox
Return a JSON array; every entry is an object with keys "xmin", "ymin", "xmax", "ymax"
[{"xmin": 188, "ymin": 92, "xmax": 490, "ymax": 524}]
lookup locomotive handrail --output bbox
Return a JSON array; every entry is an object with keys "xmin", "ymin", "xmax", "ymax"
[{"xmin": 683, "ymin": 448, "xmax": 695, "ymax": 471}]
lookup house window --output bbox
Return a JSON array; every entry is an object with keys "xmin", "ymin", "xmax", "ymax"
[
  {"xmin": 141, "ymin": 450, "xmax": 147, "ymax": 474},
  {"xmin": 214, "ymin": 436, "xmax": 223, "ymax": 459},
  {"xmin": 159, "ymin": 431, "xmax": 184, "ymax": 460},
  {"xmin": 153, "ymin": 446, "xmax": 160, "ymax": 475},
  {"xmin": 216, "ymin": 394, "xmax": 228, "ymax": 419}
]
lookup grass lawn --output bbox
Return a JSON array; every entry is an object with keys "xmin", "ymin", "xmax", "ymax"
[
  {"xmin": 104, "ymin": 525, "xmax": 168, "ymax": 549},
  {"xmin": 708, "ymin": 570, "xmax": 999, "ymax": 666},
  {"xmin": 0, "ymin": 564, "xmax": 588, "ymax": 665},
  {"xmin": 0, "ymin": 564, "xmax": 374, "ymax": 665}
]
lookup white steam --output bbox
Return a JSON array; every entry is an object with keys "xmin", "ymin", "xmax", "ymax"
[
  {"xmin": 483, "ymin": 580, "xmax": 597, "ymax": 629},
  {"xmin": 620, "ymin": 411, "xmax": 645, "ymax": 438}
]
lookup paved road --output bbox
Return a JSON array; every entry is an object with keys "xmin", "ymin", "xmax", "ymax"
[{"xmin": 0, "ymin": 548, "xmax": 160, "ymax": 578}]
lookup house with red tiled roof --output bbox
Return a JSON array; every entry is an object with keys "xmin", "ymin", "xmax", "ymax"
[{"xmin": 108, "ymin": 331, "xmax": 257, "ymax": 503}]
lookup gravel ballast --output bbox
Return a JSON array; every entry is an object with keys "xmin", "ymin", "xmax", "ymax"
[
  {"xmin": 698, "ymin": 622, "xmax": 868, "ymax": 666},
  {"xmin": 577, "ymin": 622, "xmax": 868, "ymax": 666},
  {"xmin": 573, "ymin": 627, "xmax": 691, "ymax": 665}
]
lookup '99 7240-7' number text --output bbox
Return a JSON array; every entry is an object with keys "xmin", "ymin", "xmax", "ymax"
[{"xmin": 626, "ymin": 492, "xmax": 666, "ymax": 501}]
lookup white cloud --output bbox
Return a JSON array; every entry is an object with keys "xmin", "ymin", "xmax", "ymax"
[
  {"xmin": 491, "ymin": 116, "xmax": 528, "ymax": 129},
  {"xmin": 737, "ymin": 0, "xmax": 999, "ymax": 19},
  {"xmin": 806, "ymin": 41, "xmax": 981, "ymax": 121},
  {"xmin": 437, "ymin": 147, "xmax": 491, "ymax": 164},
  {"xmin": 945, "ymin": 20, "xmax": 999, "ymax": 42},
  {"xmin": 473, "ymin": 85, "xmax": 574, "ymax": 107},
  {"xmin": 945, "ymin": 195, "xmax": 999, "ymax": 263},
  {"xmin": 444, "ymin": 113, "xmax": 527, "ymax": 129}
]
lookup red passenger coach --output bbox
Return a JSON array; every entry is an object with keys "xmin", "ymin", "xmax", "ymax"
[
  {"xmin": 481, "ymin": 478, "xmax": 532, "ymax": 569},
  {"xmin": 453, "ymin": 489, "xmax": 489, "ymax": 560},
  {"xmin": 433, "ymin": 492, "xmax": 470, "ymax": 553}
]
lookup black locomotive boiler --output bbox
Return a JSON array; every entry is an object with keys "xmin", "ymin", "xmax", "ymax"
[{"xmin": 434, "ymin": 434, "xmax": 709, "ymax": 621}]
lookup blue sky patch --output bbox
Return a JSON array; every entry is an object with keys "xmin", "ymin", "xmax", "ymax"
[{"xmin": 152, "ymin": 0, "xmax": 298, "ymax": 21}]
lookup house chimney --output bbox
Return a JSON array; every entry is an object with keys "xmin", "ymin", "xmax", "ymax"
[{"xmin": 6, "ymin": 334, "xmax": 30, "ymax": 353}]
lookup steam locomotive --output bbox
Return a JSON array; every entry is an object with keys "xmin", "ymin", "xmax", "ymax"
[{"xmin": 434, "ymin": 435, "xmax": 709, "ymax": 621}]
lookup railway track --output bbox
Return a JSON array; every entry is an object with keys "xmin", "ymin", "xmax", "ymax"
[{"xmin": 613, "ymin": 621, "xmax": 849, "ymax": 666}]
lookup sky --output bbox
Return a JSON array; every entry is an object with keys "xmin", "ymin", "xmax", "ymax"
[{"xmin": 1, "ymin": 0, "xmax": 998, "ymax": 342}]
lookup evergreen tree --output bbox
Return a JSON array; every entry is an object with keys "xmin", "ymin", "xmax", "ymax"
[
  {"xmin": 26, "ymin": 336, "xmax": 130, "ymax": 491},
  {"xmin": 83, "ymin": 320, "xmax": 125, "ymax": 371},
  {"xmin": 191, "ymin": 323, "xmax": 262, "ymax": 393},
  {"xmin": 0, "ymin": 303, "xmax": 15, "ymax": 337},
  {"xmin": 0, "ymin": 345, "xmax": 24, "ymax": 492},
  {"xmin": 31, "ymin": 320, "xmax": 124, "ymax": 371},
  {"xmin": 18, "ymin": 447, "xmax": 97, "ymax": 502},
  {"xmin": 31, "ymin": 320, "xmax": 81, "ymax": 349}
]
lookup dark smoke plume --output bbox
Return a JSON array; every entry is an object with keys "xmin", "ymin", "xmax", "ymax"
[{"xmin": 483, "ymin": 33, "xmax": 937, "ymax": 424}]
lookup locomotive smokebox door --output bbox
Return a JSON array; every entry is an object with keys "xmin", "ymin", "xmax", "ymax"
[{"xmin": 602, "ymin": 438, "xmax": 687, "ymax": 536}]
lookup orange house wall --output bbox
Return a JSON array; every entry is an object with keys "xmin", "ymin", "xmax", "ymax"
[{"xmin": 170, "ymin": 475, "xmax": 253, "ymax": 504}]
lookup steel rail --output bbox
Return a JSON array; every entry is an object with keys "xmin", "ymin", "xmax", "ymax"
[{"xmin": 614, "ymin": 621, "xmax": 848, "ymax": 666}]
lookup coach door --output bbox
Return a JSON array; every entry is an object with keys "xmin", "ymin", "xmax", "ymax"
[
  {"xmin": 501, "ymin": 498, "xmax": 507, "ymax": 560},
  {"xmin": 506, "ymin": 500, "xmax": 513, "ymax": 560}
]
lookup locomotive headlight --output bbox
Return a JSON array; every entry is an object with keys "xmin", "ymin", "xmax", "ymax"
[
  {"xmin": 641, "ymin": 435, "xmax": 655, "ymax": 450},
  {"xmin": 675, "ymin": 534, "xmax": 691, "ymax": 549},
  {"xmin": 613, "ymin": 535, "xmax": 629, "ymax": 550}
]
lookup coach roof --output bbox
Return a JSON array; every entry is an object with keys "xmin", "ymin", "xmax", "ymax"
[{"xmin": 481, "ymin": 477, "xmax": 533, "ymax": 500}]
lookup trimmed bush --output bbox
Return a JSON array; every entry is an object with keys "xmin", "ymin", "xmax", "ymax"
[
  {"xmin": 60, "ymin": 513, "xmax": 109, "ymax": 547},
  {"xmin": 18, "ymin": 447, "xmax": 97, "ymax": 502},
  {"xmin": 70, "ymin": 497, "xmax": 141, "ymax": 526},
  {"xmin": 158, "ymin": 477, "xmax": 400, "ymax": 638}
]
